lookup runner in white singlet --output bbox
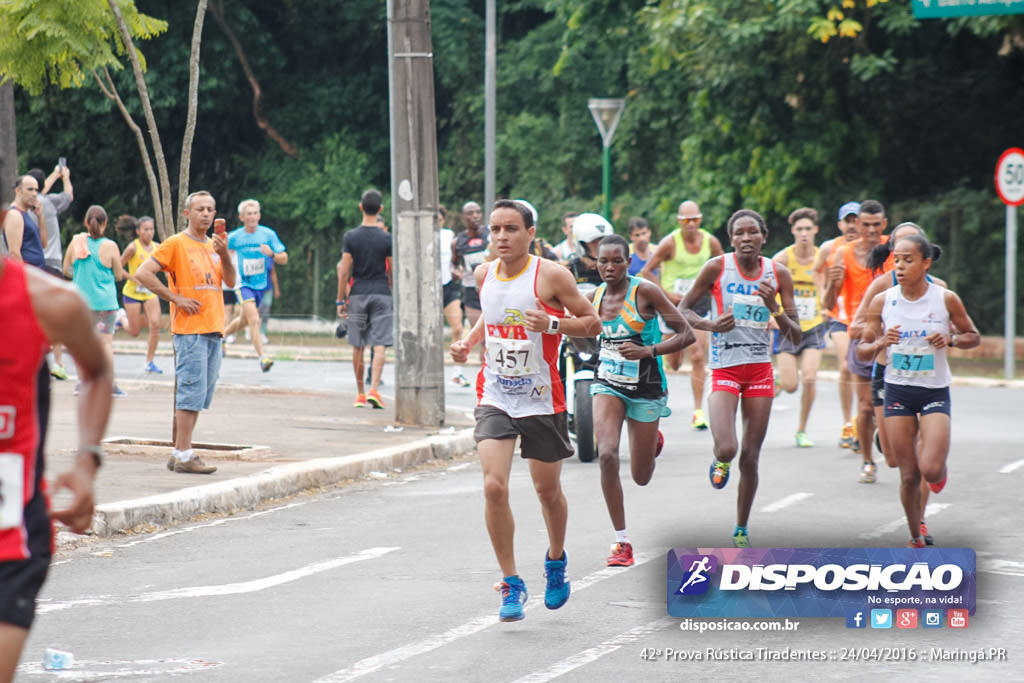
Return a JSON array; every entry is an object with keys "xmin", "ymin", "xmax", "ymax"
[
  {"xmin": 857, "ymin": 233, "xmax": 979, "ymax": 548},
  {"xmin": 450, "ymin": 199, "xmax": 599, "ymax": 623}
]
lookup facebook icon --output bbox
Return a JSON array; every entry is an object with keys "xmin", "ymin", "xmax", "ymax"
[{"xmin": 846, "ymin": 610, "xmax": 866, "ymax": 629}]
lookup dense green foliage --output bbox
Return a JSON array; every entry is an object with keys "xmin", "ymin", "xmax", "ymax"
[{"xmin": 9, "ymin": 0, "xmax": 1024, "ymax": 330}]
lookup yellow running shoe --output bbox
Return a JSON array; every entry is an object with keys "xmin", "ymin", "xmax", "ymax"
[
  {"xmin": 692, "ymin": 408, "xmax": 709, "ymax": 430},
  {"xmin": 838, "ymin": 422, "xmax": 855, "ymax": 449}
]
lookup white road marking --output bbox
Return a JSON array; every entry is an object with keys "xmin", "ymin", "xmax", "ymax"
[
  {"xmin": 999, "ymin": 459, "xmax": 1024, "ymax": 474},
  {"xmin": 511, "ymin": 617, "xmax": 676, "ymax": 683},
  {"xmin": 18, "ymin": 657, "xmax": 222, "ymax": 678},
  {"xmin": 315, "ymin": 552, "xmax": 660, "ymax": 683},
  {"xmin": 980, "ymin": 558, "xmax": 1024, "ymax": 577},
  {"xmin": 857, "ymin": 503, "xmax": 951, "ymax": 540},
  {"xmin": 51, "ymin": 502, "xmax": 312, "ymax": 567},
  {"xmin": 759, "ymin": 492, "xmax": 813, "ymax": 513},
  {"xmin": 447, "ymin": 463, "xmax": 475, "ymax": 472},
  {"xmin": 37, "ymin": 547, "xmax": 398, "ymax": 614}
]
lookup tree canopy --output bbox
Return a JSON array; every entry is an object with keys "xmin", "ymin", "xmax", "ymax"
[{"xmin": 7, "ymin": 0, "xmax": 1024, "ymax": 331}]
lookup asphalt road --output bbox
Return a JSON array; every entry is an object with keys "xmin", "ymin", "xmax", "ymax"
[{"xmin": 17, "ymin": 357, "xmax": 1023, "ymax": 681}]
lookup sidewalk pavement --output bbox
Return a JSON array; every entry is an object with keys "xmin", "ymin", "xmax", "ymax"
[{"xmin": 46, "ymin": 376, "xmax": 476, "ymax": 538}]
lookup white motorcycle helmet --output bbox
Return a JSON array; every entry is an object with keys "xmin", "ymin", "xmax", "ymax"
[{"xmin": 573, "ymin": 212, "xmax": 614, "ymax": 260}]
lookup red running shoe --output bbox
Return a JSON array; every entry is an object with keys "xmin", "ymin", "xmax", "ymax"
[
  {"xmin": 606, "ymin": 542, "xmax": 635, "ymax": 567},
  {"xmin": 908, "ymin": 537, "xmax": 927, "ymax": 549},
  {"xmin": 655, "ymin": 430, "xmax": 664, "ymax": 458}
]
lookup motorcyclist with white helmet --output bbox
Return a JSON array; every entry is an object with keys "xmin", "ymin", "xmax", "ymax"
[{"xmin": 567, "ymin": 212, "xmax": 614, "ymax": 287}]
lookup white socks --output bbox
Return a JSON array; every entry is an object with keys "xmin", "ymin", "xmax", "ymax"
[
  {"xmin": 615, "ymin": 529, "xmax": 629, "ymax": 544},
  {"xmin": 173, "ymin": 449, "xmax": 194, "ymax": 462}
]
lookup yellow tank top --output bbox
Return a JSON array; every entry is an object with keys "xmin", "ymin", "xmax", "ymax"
[
  {"xmin": 784, "ymin": 245, "xmax": 822, "ymax": 331},
  {"xmin": 122, "ymin": 238, "xmax": 157, "ymax": 301},
  {"xmin": 660, "ymin": 229, "xmax": 712, "ymax": 296}
]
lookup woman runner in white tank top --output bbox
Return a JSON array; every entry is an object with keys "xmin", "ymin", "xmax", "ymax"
[{"xmin": 858, "ymin": 234, "xmax": 979, "ymax": 548}]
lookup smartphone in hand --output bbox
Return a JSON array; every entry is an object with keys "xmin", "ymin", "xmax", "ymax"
[
  {"xmin": 58, "ymin": 157, "xmax": 67, "ymax": 168},
  {"xmin": 213, "ymin": 218, "xmax": 227, "ymax": 237}
]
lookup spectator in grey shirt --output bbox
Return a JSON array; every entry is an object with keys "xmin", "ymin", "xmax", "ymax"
[
  {"xmin": 27, "ymin": 165, "xmax": 73, "ymax": 277},
  {"xmin": 28, "ymin": 165, "xmax": 74, "ymax": 380}
]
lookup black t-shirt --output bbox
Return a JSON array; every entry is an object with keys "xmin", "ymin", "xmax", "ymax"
[
  {"xmin": 342, "ymin": 224, "xmax": 392, "ymax": 296},
  {"xmin": 453, "ymin": 226, "xmax": 490, "ymax": 288},
  {"xmin": 567, "ymin": 255, "xmax": 602, "ymax": 286}
]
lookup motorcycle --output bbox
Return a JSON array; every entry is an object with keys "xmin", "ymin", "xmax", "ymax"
[{"xmin": 563, "ymin": 282, "xmax": 600, "ymax": 462}]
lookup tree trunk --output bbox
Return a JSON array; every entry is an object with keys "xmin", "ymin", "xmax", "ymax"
[
  {"xmin": 176, "ymin": 0, "xmax": 210, "ymax": 222},
  {"xmin": 107, "ymin": 0, "xmax": 175, "ymax": 239},
  {"xmin": 0, "ymin": 82, "xmax": 17, "ymax": 206}
]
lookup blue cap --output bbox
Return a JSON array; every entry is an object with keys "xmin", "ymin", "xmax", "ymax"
[{"xmin": 838, "ymin": 201, "xmax": 861, "ymax": 220}]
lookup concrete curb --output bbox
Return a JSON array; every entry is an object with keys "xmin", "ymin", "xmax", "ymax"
[{"xmin": 92, "ymin": 429, "xmax": 477, "ymax": 536}]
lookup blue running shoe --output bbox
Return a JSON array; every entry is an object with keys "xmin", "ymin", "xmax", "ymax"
[
  {"xmin": 709, "ymin": 460, "xmax": 730, "ymax": 489},
  {"xmin": 495, "ymin": 575, "xmax": 527, "ymax": 622},
  {"xmin": 144, "ymin": 360, "xmax": 164, "ymax": 374},
  {"xmin": 544, "ymin": 550, "xmax": 570, "ymax": 609}
]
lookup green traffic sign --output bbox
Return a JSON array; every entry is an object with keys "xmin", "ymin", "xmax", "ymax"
[{"xmin": 913, "ymin": 0, "xmax": 1024, "ymax": 18}]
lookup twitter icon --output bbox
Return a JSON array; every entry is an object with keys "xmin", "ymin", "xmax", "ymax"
[{"xmin": 871, "ymin": 609, "xmax": 892, "ymax": 629}]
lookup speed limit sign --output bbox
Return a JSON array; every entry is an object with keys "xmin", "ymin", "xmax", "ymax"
[{"xmin": 996, "ymin": 147, "xmax": 1024, "ymax": 206}]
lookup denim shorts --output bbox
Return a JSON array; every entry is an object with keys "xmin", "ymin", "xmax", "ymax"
[{"xmin": 173, "ymin": 333, "xmax": 223, "ymax": 411}]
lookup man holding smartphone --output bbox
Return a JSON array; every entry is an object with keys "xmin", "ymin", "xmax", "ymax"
[
  {"xmin": 27, "ymin": 162, "xmax": 73, "ymax": 278},
  {"xmin": 134, "ymin": 191, "xmax": 236, "ymax": 474}
]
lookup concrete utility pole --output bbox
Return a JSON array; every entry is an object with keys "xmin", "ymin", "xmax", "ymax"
[
  {"xmin": 484, "ymin": 0, "xmax": 496, "ymax": 212},
  {"xmin": 0, "ymin": 82, "xmax": 17, "ymax": 205},
  {"xmin": 387, "ymin": 0, "xmax": 445, "ymax": 426}
]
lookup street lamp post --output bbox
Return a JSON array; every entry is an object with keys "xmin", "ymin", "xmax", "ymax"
[{"xmin": 587, "ymin": 98, "xmax": 626, "ymax": 220}]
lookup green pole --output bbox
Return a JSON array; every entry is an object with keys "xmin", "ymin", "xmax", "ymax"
[{"xmin": 602, "ymin": 144, "xmax": 611, "ymax": 220}]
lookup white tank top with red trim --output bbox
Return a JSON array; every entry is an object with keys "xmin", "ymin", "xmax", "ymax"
[
  {"xmin": 709, "ymin": 254, "xmax": 778, "ymax": 369},
  {"xmin": 476, "ymin": 256, "xmax": 565, "ymax": 417}
]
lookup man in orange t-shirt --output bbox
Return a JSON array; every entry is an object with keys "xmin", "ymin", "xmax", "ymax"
[
  {"xmin": 136, "ymin": 191, "xmax": 236, "ymax": 474},
  {"xmin": 822, "ymin": 199, "xmax": 888, "ymax": 485}
]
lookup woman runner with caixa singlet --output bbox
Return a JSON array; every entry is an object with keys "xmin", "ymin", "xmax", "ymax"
[
  {"xmin": 677, "ymin": 209, "xmax": 802, "ymax": 548},
  {"xmin": 848, "ymin": 222, "xmax": 946, "ymax": 545},
  {"xmin": 588, "ymin": 234, "xmax": 695, "ymax": 567},
  {"xmin": 856, "ymin": 233, "xmax": 979, "ymax": 548}
]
